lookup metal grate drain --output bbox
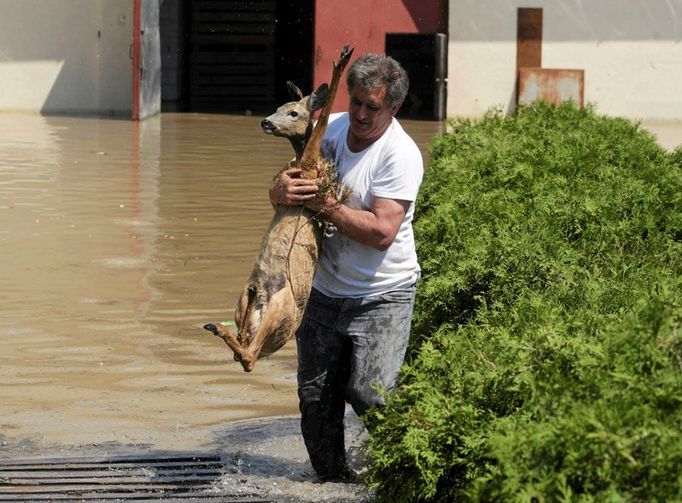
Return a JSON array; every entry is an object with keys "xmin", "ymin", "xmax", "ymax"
[{"xmin": 0, "ymin": 453, "xmax": 272, "ymax": 502}]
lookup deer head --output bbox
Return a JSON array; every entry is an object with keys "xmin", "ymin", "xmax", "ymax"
[{"xmin": 260, "ymin": 82, "xmax": 329, "ymax": 162}]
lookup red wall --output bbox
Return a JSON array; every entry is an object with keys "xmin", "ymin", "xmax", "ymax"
[{"xmin": 313, "ymin": 0, "xmax": 447, "ymax": 113}]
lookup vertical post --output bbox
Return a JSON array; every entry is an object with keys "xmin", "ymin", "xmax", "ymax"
[
  {"xmin": 434, "ymin": 33, "xmax": 448, "ymax": 121},
  {"xmin": 132, "ymin": 0, "xmax": 141, "ymax": 120},
  {"xmin": 517, "ymin": 8, "xmax": 543, "ymax": 71},
  {"xmin": 516, "ymin": 8, "xmax": 543, "ymax": 104}
]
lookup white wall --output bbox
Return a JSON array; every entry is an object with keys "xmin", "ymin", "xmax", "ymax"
[
  {"xmin": 0, "ymin": 1, "xmax": 133, "ymax": 116},
  {"xmin": 448, "ymin": 0, "xmax": 682, "ymax": 120}
]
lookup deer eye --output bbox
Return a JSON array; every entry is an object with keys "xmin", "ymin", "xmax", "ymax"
[{"xmin": 289, "ymin": 111, "xmax": 299, "ymax": 118}]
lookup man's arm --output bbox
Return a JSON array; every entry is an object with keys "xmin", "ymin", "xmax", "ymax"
[
  {"xmin": 270, "ymin": 168, "xmax": 409, "ymax": 251},
  {"xmin": 310, "ymin": 193, "xmax": 409, "ymax": 252}
]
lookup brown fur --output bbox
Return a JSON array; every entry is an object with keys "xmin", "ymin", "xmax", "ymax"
[{"xmin": 204, "ymin": 45, "xmax": 354, "ymax": 372}]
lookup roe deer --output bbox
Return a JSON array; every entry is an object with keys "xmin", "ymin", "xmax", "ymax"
[{"xmin": 204, "ymin": 44, "xmax": 354, "ymax": 372}]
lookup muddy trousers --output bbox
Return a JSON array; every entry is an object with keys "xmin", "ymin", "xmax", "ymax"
[{"xmin": 295, "ymin": 285, "xmax": 417, "ymax": 480}]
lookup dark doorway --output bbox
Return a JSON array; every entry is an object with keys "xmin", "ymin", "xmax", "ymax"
[
  {"xmin": 273, "ymin": 0, "xmax": 314, "ymax": 107},
  {"xmin": 386, "ymin": 33, "xmax": 448, "ymax": 120},
  {"xmin": 160, "ymin": 0, "xmax": 313, "ymax": 114}
]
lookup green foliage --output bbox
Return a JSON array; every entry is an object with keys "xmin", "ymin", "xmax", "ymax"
[{"xmin": 366, "ymin": 103, "xmax": 682, "ymax": 502}]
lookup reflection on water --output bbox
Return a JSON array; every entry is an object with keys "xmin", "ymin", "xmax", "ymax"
[{"xmin": 0, "ymin": 112, "xmax": 444, "ymax": 456}]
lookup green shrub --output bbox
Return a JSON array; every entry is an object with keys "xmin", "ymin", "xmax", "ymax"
[{"xmin": 366, "ymin": 103, "xmax": 682, "ymax": 502}]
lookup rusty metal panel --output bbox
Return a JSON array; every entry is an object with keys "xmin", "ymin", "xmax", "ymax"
[
  {"xmin": 518, "ymin": 68, "xmax": 585, "ymax": 107},
  {"xmin": 517, "ymin": 8, "xmax": 543, "ymax": 71}
]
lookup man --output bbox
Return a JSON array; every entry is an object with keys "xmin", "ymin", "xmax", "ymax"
[{"xmin": 269, "ymin": 53, "xmax": 423, "ymax": 482}]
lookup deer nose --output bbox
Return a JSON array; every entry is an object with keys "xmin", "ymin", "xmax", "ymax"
[{"xmin": 261, "ymin": 119, "xmax": 273, "ymax": 129}]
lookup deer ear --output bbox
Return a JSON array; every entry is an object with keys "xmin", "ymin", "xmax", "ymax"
[
  {"xmin": 287, "ymin": 81, "xmax": 304, "ymax": 101},
  {"xmin": 308, "ymin": 84, "xmax": 329, "ymax": 112}
]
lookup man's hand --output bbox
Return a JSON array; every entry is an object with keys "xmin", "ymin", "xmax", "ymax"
[
  {"xmin": 269, "ymin": 168, "xmax": 319, "ymax": 206},
  {"xmin": 305, "ymin": 192, "xmax": 340, "ymax": 216}
]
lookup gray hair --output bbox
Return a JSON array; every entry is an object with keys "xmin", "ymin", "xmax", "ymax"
[{"xmin": 346, "ymin": 53, "xmax": 409, "ymax": 109}]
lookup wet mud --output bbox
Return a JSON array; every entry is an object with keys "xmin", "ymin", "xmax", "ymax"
[{"xmin": 211, "ymin": 411, "xmax": 372, "ymax": 502}]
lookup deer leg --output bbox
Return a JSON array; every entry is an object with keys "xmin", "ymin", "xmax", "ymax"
[
  {"xmin": 237, "ymin": 287, "xmax": 297, "ymax": 372},
  {"xmin": 238, "ymin": 282, "xmax": 259, "ymax": 347},
  {"xmin": 203, "ymin": 322, "xmax": 250, "ymax": 363}
]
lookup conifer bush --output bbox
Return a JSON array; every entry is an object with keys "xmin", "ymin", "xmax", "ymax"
[{"xmin": 366, "ymin": 103, "xmax": 682, "ymax": 502}]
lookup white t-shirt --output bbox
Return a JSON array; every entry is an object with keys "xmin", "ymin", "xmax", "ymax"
[{"xmin": 313, "ymin": 112, "xmax": 423, "ymax": 298}]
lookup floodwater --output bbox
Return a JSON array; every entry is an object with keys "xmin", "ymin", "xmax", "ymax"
[{"xmin": 0, "ymin": 112, "xmax": 445, "ymax": 461}]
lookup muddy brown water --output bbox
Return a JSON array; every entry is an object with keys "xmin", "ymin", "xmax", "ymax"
[{"xmin": 0, "ymin": 112, "xmax": 444, "ymax": 461}]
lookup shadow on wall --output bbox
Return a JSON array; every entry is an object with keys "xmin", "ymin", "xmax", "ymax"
[{"xmin": 0, "ymin": 1, "xmax": 133, "ymax": 116}]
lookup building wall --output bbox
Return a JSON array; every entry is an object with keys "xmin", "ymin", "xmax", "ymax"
[
  {"xmin": 313, "ymin": 0, "xmax": 447, "ymax": 113},
  {"xmin": 448, "ymin": 0, "xmax": 682, "ymax": 120},
  {"xmin": 0, "ymin": 0, "xmax": 133, "ymax": 116}
]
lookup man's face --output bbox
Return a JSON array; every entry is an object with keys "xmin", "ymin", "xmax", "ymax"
[{"xmin": 347, "ymin": 85, "xmax": 399, "ymax": 146}]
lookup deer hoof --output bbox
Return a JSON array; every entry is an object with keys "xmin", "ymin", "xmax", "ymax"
[
  {"xmin": 203, "ymin": 323, "xmax": 220, "ymax": 336},
  {"xmin": 340, "ymin": 44, "xmax": 354, "ymax": 61},
  {"xmin": 242, "ymin": 359, "xmax": 255, "ymax": 373}
]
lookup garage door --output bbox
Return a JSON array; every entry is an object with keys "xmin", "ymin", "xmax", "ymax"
[{"xmin": 189, "ymin": 0, "xmax": 276, "ymax": 113}]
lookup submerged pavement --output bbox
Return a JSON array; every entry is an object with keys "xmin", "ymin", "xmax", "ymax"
[
  {"xmin": 210, "ymin": 411, "xmax": 371, "ymax": 502},
  {"xmin": 0, "ymin": 409, "xmax": 371, "ymax": 502}
]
